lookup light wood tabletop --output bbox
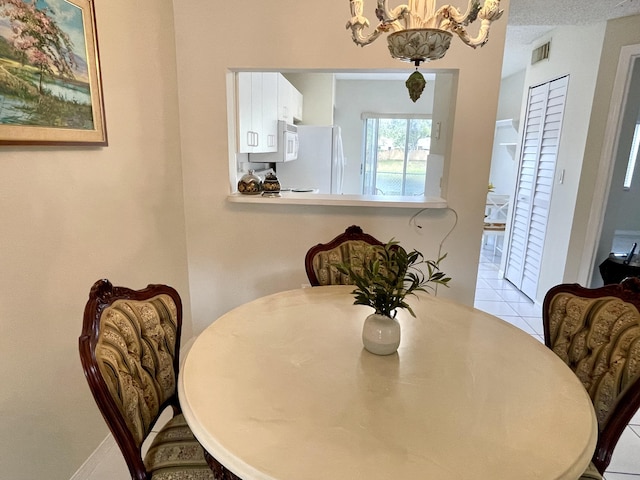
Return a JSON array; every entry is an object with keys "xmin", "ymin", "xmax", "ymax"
[{"xmin": 179, "ymin": 286, "xmax": 597, "ymax": 480}]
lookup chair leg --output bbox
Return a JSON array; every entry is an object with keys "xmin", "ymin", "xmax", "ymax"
[{"xmin": 204, "ymin": 450, "xmax": 242, "ymax": 480}]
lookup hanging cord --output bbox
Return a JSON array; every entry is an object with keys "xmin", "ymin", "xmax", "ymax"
[{"xmin": 409, "ymin": 207, "xmax": 459, "ymax": 295}]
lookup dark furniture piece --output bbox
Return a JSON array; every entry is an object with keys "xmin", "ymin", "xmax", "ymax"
[
  {"xmin": 599, "ymin": 253, "xmax": 640, "ymax": 285},
  {"xmin": 543, "ymin": 277, "xmax": 640, "ymax": 479},
  {"xmin": 305, "ymin": 225, "xmax": 387, "ymax": 286},
  {"xmin": 79, "ymin": 279, "xmax": 237, "ymax": 480}
]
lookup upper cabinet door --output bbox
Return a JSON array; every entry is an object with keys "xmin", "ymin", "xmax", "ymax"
[
  {"xmin": 237, "ymin": 72, "xmax": 278, "ymax": 153},
  {"xmin": 237, "ymin": 72, "xmax": 256, "ymax": 153},
  {"xmin": 292, "ymin": 88, "xmax": 303, "ymax": 122},
  {"xmin": 261, "ymin": 73, "xmax": 278, "ymax": 152},
  {"xmin": 277, "ymin": 75, "xmax": 293, "ymax": 124},
  {"xmin": 277, "ymin": 74, "xmax": 303, "ymax": 124}
]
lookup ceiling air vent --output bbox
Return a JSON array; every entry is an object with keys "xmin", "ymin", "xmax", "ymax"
[{"xmin": 531, "ymin": 42, "xmax": 550, "ymax": 65}]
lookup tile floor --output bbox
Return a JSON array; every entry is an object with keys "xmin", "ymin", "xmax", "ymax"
[
  {"xmin": 475, "ymin": 244, "xmax": 640, "ymax": 480},
  {"xmin": 81, "ymin": 245, "xmax": 640, "ymax": 479}
]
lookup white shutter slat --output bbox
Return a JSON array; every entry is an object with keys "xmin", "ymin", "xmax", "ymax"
[{"xmin": 505, "ymin": 76, "xmax": 568, "ymax": 299}]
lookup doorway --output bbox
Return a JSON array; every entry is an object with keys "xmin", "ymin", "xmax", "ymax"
[{"xmin": 580, "ymin": 45, "xmax": 640, "ymax": 287}]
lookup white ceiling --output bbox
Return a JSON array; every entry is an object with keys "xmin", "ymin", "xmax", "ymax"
[{"xmin": 503, "ymin": 0, "xmax": 640, "ymax": 77}]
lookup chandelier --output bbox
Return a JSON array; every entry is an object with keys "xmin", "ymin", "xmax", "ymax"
[{"xmin": 346, "ymin": 0, "xmax": 504, "ymax": 101}]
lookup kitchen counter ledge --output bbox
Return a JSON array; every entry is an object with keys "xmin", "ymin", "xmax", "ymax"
[{"xmin": 227, "ymin": 192, "xmax": 448, "ymax": 209}]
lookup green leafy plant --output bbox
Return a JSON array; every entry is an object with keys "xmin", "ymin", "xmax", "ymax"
[{"xmin": 335, "ymin": 239, "xmax": 451, "ymax": 318}]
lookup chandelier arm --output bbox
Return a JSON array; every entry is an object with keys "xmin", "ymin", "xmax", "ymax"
[
  {"xmin": 432, "ymin": 0, "xmax": 479, "ymax": 28},
  {"xmin": 376, "ymin": 0, "xmax": 410, "ymax": 25},
  {"xmin": 347, "ymin": 0, "xmax": 410, "ymax": 45},
  {"xmin": 477, "ymin": 0, "xmax": 503, "ymax": 23},
  {"xmin": 346, "ymin": 0, "xmax": 378, "ymax": 45},
  {"xmin": 450, "ymin": 14, "xmax": 501, "ymax": 48},
  {"xmin": 440, "ymin": 0, "xmax": 502, "ymax": 48},
  {"xmin": 376, "ymin": 1, "xmax": 411, "ymax": 32},
  {"xmin": 386, "ymin": 5, "xmax": 411, "ymax": 29},
  {"xmin": 346, "ymin": 20, "xmax": 387, "ymax": 46}
]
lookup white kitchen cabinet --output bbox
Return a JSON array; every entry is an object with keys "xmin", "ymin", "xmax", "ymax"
[
  {"xmin": 277, "ymin": 76, "xmax": 292, "ymax": 123},
  {"xmin": 277, "ymin": 74, "xmax": 303, "ymax": 124},
  {"xmin": 237, "ymin": 72, "xmax": 278, "ymax": 153},
  {"xmin": 261, "ymin": 73, "xmax": 278, "ymax": 151},
  {"xmin": 292, "ymin": 88, "xmax": 303, "ymax": 122}
]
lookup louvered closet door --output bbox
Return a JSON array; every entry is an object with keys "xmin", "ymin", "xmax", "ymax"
[{"xmin": 505, "ymin": 76, "xmax": 568, "ymax": 300}]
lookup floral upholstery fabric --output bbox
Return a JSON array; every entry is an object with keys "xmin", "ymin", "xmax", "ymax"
[
  {"xmin": 145, "ymin": 414, "xmax": 214, "ymax": 479},
  {"xmin": 579, "ymin": 462, "xmax": 603, "ymax": 480},
  {"xmin": 546, "ymin": 293, "xmax": 640, "ymax": 430},
  {"xmin": 95, "ymin": 295, "xmax": 178, "ymax": 447},
  {"xmin": 311, "ymin": 240, "xmax": 381, "ymax": 286}
]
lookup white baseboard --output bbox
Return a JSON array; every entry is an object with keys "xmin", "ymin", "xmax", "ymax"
[{"xmin": 69, "ymin": 434, "xmax": 116, "ymax": 480}]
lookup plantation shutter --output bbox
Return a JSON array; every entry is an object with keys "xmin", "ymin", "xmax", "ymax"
[{"xmin": 505, "ymin": 76, "xmax": 568, "ymax": 300}]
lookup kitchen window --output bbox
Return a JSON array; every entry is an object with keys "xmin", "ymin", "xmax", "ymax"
[{"xmin": 362, "ymin": 114, "xmax": 432, "ymax": 196}]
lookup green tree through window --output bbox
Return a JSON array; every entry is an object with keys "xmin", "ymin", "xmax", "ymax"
[{"xmin": 363, "ymin": 116, "xmax": 432, "ymax": 196}]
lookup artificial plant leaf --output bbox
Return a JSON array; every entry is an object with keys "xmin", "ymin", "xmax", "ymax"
[{"xmin": 406, "ymin": 70, "xmax": 426, "ymax": 103}]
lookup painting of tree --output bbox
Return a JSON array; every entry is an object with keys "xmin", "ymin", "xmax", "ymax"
[
  {"xmin": 3, "ymin": 0, "xmax": 77, "ymax": 92},
  {"xmin": 0, "ymin": 0, "xmax": 106, "ymax": 144}
]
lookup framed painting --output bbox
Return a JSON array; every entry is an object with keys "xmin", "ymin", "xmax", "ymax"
[{"xmin": 0, "ymin": 0, "xmax": 107, "ymax": 145}]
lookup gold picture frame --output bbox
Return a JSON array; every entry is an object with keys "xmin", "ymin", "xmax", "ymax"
[{"xmin": 0, "ymin": 0, "xmax": 107, "ymax": 145}]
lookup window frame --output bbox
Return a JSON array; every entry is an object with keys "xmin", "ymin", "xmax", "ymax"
[
  {"xmin": 623, "ymin": 122, "xmax": 640, "ymax": 190},
  {"xmin": 361, "ymin": 112, "xmax": 433, "ymax": 196}
]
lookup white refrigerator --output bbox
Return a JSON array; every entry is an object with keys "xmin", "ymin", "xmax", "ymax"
[{"xmin": 276, "ymin": 125, "xmax": 345, "ymax": 194}]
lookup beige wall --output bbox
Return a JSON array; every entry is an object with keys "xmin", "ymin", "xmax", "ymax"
[
  {"xmin": 497, "ymin": 69, "xmax": 525, "ymax": 122},
  {"xmin": 173, "ymin": 0, "xmax": 509, "ymax": 335},
  {"xmin": 0, "ymin": 0, "xmax": 190, "ymax": 478},
  {"xmin": 595, "ymin": 58, "xmax": 640, "ymax": 284},
  {"xmin": 0, "ymin": 0, "xmax": 509, "ymax": 478},
  {"xmin": 571, "ymin": 14, "xmax": 640, "ymax": 285},
  {"xmin": 496, "ymin": 16, "xmax": 640, "ymax": 301},
  {"xmin": 510, "ymin": 23, "xmax": 606, "ymax": 302},
  {"xmin": 285, "ymin": 72, "xmax": 336, "ymax": 125}
]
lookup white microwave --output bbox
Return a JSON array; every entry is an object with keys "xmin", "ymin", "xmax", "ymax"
[{"xmin": 248, "ymin": 121, "xmax": 298, "ymax": 163}]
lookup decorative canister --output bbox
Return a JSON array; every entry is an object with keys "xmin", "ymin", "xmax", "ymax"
[
  {"xmin": 262, "ymin": 172, "xmax": 281, "ymax": 197},
  {"xmin": 237, "ymin": 170, "xmax": 263, "ymax": 195}
]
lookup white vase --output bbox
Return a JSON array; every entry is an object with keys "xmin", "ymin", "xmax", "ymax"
[{"xmin": 362, "ymin": 313, "xmax": 400, "ymax": 355}]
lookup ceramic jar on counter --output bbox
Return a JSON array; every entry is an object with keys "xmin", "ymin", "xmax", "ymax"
[
  {"xmin": 262, "ymin": 172, "xmax": 281, "ymax": 197},
  {"xmin": 237, "ymin": 170, "xmax": 263, "ymax": 195}
]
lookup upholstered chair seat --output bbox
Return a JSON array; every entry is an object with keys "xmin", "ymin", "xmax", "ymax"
[
  {"xmin": 579, "ymin": 462, "xmax": 603, "ymax": 480},
  {"xmin": 145, "ymin": 414, "xmax": 213, "ymax": 479},
  {"xmin": 543, "ymin": 277, "xmax": 640, "ymax": 478}
]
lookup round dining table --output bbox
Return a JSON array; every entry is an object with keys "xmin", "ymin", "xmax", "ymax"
[{"xmin": 179, "ymin": 285, "xmax": 597, "ymax": 480}]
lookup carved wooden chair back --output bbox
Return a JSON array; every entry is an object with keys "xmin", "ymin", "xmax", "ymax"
[
  {"xmin": 79, "ymin": 279, "xmax": 216, "ymax": 480},
  {"xmin": 543, "ymin": 277, "xmax": 640, "ymax": 475},
  {"xmin": 305, "ymin": 225, "xmax": 387, "ymax": 286}
]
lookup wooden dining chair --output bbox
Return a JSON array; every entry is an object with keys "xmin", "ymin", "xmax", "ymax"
[
  {"xmin": 79, "ymin": 279, "xmax": 235, "ymax": 480},
  {"xmin": 482, "ymin": 193, "xmax": 510, "ymax": 257},
  {"xmin": 543, "ymin": 276, "xmax": 640, "ymax": 479},
  {"xmin": 305, "ymin": 225, "xmax": 387, "ymax": 286}
]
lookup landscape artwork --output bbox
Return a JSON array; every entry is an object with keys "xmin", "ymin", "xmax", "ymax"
[{"xmin": 0, "ymin": 0, "xmax": 106, "ymax": 145}]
